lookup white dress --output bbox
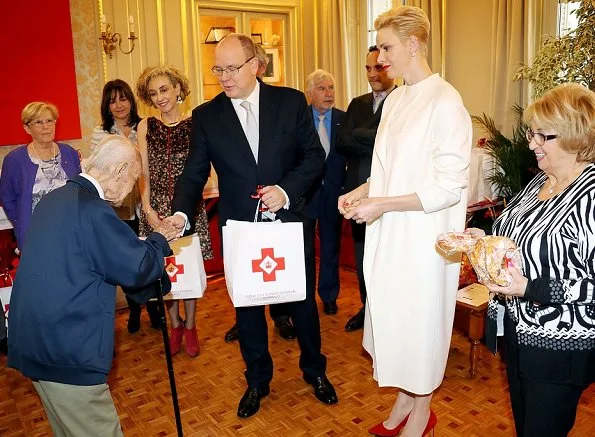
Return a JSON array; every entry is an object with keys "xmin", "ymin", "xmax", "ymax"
[{"xmin": 362, "ymin": 74, "xmax": 472, "ymax": 394}]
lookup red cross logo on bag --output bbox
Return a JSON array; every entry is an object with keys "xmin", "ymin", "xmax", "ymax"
[
  {"xmin": 251, "ymin": 248, "xmax": 285, "ymax": 282},
  {"xmin": 165, "ymin": 256, "xmax": 185, "ymax": 283}
]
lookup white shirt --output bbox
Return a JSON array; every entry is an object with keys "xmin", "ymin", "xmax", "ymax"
[
  {"xmin": 80, "ymin": 173, "xmax": 105, "ymax": 199},
  {"xmin": 231, "ymin": 81, "xmax": 260, "ymax": 137}
]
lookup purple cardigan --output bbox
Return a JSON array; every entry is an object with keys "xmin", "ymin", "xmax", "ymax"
[{"xmin": 0, "ymin": 143, "xmax": 81, "ymax": 248}]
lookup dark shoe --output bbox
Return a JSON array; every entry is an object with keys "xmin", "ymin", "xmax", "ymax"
[
  {"xmin": 127, "ymin": 311, "xmax": 141, "ymax": 333},
  {"xmin": 225, "ymin": 324, "xmax": 239, "ymax": 342},
  {"xmin": 276, "ymin": 319, "xmax": 296, "ymax": 340},
  {"xmin": 237, "ymin": 386, "xmax": 270, "ymax": 418},
  {"xmin": 147, "ymin": 305, "xmax": 162, "ymax": 330},
  {"xmin": 345, "ymin": 308, "xmax": 365, "ymax": 332},
  {"xmin": 303, "ymin": 374, "xmax": 338, "ymax": 405},
  {"xmin": 323, "ymin": 300, "xmax": 338, "ymax": 315}
]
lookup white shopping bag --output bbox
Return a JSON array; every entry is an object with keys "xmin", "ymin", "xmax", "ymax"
[
  {"xmin": 163, "ymin": 234, "xmax": 207, "ymax": 300},
  {"xmin": 0, "ymin": 285, "xmax": 11, "ymax": 331},
  {"xmin": 223, "ymin": 219, "xmax": 306, "ymax": 307}
]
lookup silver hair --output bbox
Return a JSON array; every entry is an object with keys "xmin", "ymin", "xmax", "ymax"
[
  {"xmin": 82, "ymin": 135, "xmax": 140, "ymax": 174},
  {"xmin": 305, "ymin": 69, "xmax": 335, "ymax": 93}
]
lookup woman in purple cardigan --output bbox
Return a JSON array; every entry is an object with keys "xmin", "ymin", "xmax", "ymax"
[{"xmin": 0, "ymin": 102, "xmax": 81, "ymax": 250}]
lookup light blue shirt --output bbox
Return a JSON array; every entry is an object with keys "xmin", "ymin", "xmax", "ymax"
[{"xmin": 312, "ymin": 107, "xmax": 332, "ymax": 139}]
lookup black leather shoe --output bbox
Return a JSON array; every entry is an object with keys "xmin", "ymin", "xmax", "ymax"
[
  {"xmin": 303, "ymin": 374, "xmax": 338, "ymax": 405},
  {"xmin": 276, "ymin": 319, "xmax": 296, "ymax": 340},
  {"xmin": 237, "ymin": 386, "xmax": 270, "ymax": 418},
  {"xmin": 323, "ymin": 300, "xmax": 338, "ymax": 315},
  {"xmin": 345, "ymin": 308, "xmax": 365, "ymax": 332},
  {"xmin": 225, "ymin": 324, "xmax": 239, "ymax": 342},
  {"xmin": 127, "ymin": 311, "xmax": 141, "ymax": 333}
]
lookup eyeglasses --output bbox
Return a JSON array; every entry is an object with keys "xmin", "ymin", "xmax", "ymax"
[
  {"xmin": 525, "ymin": 128, "xmax": 558, "ymax": 146},
  {"xmin": 29, "ymin": 119, "xmax": 56, "ymax": 128},
  {"xmin": 211, "ymin": 56, "xmax": 255, "ymax": 76}
]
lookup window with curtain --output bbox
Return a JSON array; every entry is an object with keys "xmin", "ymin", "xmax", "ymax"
[
  {"xmin": 367, "ymin": 0, "xmax": 405, "ymax": 49},
  {"xmin": 557, "ymin": 1, "xmax": 580, "ymax": 36}
]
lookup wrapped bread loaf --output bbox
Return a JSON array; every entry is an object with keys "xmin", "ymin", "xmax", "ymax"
[{"xmin": 436, "ymin": 232, "xmax": 522, "ymax": 287}]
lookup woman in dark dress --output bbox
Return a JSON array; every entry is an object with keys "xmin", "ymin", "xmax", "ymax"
[{"xmin": 136, "ymin": 66, "xmax": 213, "ymax": 358}]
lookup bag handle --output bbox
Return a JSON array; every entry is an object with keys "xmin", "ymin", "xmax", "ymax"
[{"xmin": 253, "ymin": 199, "xmax": 272, "ymax": 223}]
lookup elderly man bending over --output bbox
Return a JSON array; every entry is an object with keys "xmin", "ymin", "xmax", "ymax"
[{"xmin": 8, "ymin": 135, "xmax": 178, "ymax": 437}]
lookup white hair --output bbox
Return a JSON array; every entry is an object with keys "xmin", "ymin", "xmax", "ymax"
[
  {"xmin": 305, "ymin": 69, "xmax": 335, "ymax": 93},
  {"xmin": 82, "ymin": 135, "xmax": 140, "ymax": 174}
]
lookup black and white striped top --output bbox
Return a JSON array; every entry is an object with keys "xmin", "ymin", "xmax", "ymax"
[{"xmin": 490, "ymin": 163, "xmax": 595, "ymax": 352}]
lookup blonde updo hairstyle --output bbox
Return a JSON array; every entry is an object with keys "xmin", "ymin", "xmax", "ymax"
[
  {"xmin": 21, "ymin": 102, "xmax": 59, "ymax": 125},
  {"xmin": 374, "ymin": 6, "xmax": 430, "ymax": 58},
  {"xmin": 523, "ymin": 83, "xmax": 595, "ymax": 163},
  {"xmin": 135, "ymin": 65, "xmax": 191, "ymax": 107}
]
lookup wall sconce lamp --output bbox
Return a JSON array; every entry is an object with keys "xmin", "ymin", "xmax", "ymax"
[
  {"xmin": 204, "ymin": 26, "xmax": 235, "ymax": 44},
  {"xmin": 99, "ymin": 14, "xmax": 137, "ymax": 58}
]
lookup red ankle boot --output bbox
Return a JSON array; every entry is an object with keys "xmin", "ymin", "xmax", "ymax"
[
  {"xmin": 184, "ymin": 325, "xmax": 200, "ymax": 358},
  {"xmin": 169, "ymin": 324, "xmax": 184, "ymax": 356}
]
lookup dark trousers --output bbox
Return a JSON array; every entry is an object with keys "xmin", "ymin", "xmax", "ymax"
[
  {"xmin": 236, "ymin": 218, "xmax": 326, "ymax": 388},
  {"xmin": 311, "ymin": 185, "xmax": 342, "ymax": 303},
  {"xmin": 504, "ymin": 316, "xmax": 587, "ymax": 437},
  {"xmin": 269, "ymin": 303, "xmax": 290, "ymax": 324},
  {"xmin": 506, "ymin": 363, "xmax": 585, "ymax": 437},
  {"xmin": 350, "ymin": 220, "xmax": 367, "ymax": 306}
]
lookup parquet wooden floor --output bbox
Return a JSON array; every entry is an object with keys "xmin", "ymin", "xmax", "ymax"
[{"xmin": 1, "ymin": 268, "xmax": 594, "ymax": 436}]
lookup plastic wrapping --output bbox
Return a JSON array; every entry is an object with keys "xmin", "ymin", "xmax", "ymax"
[{"xmin": 437, "ymin": 232, "xmax": 522, "ymax": 287}]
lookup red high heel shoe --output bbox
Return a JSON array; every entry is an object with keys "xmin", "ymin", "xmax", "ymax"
[
  {"xmin": 368, "ymin": 414, "xmax": 409, "ymax": 436},
  {"xmin": 423, "ymin": 410, "xmax": 438, "ymax": 436}
]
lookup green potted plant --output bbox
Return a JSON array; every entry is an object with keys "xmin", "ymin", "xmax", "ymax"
[
  {"xmin": 514, "ymin": 0, "xmax": 595, "ymax": 97},
  {"xmin": 471, "ymin": 105, "xmax": 537, "ymax": 200}
]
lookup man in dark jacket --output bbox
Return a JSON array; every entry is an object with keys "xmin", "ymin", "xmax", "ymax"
[
  {"xmin": 305, "ymin": 69, "xmax": 346, "ymax": 316},
  {"xmin": 337, "ymin": 46, "xmax": 395, "ymax": 332},
  {"xmin": 8, "ymin": 135, "xmax": 177, "ymax": 437}
]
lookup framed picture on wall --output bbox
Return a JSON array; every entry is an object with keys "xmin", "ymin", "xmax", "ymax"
[
  {"xmin": 251, "ymin": 33, "xmax": 263, "ymax": 44},
  {"xmin": 263, "ymin": 48, "xmax": 280, "ymax": 83}
]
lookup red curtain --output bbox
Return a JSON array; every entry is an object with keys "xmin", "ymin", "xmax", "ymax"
[{"xmin": 0, "ymin": 0, "xmax": 81, "ymax": 146}]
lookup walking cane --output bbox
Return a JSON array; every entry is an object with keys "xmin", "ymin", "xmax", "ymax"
[{"xmin": 155, "ymin": 280, "xmax": 184, "ymax": 437}]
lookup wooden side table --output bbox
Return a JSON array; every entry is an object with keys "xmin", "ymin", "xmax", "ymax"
[{"xmin": 455, "ymin": 283, "xmax": 489, "ymax": 378}]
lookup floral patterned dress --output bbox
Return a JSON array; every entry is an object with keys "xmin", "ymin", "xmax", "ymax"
[{"xmin": 139, "ymin": 117, "xmax": 213, "ymax": 260}]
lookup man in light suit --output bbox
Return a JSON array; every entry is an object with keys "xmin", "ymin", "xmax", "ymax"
[
  {"xmin": 170, "ymin": 34, "xmax": 337, "ymax": 419},
  {"xmin": 305, "ymin": 69, "xmax": 345, "ymax": 316},
  {"xmin": 336, "ymin": 45, "xmax": 395, "ymax": 332}
]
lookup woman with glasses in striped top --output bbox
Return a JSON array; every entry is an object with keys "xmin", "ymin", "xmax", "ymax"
[{"xmin": 471, "ymin": 83, "xmax": 595, "ymax": 437}]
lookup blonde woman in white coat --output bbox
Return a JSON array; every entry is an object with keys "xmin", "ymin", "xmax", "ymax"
[{"xmin": 339, "ymin": 6, "xmax": 472, "ymax": 437}]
